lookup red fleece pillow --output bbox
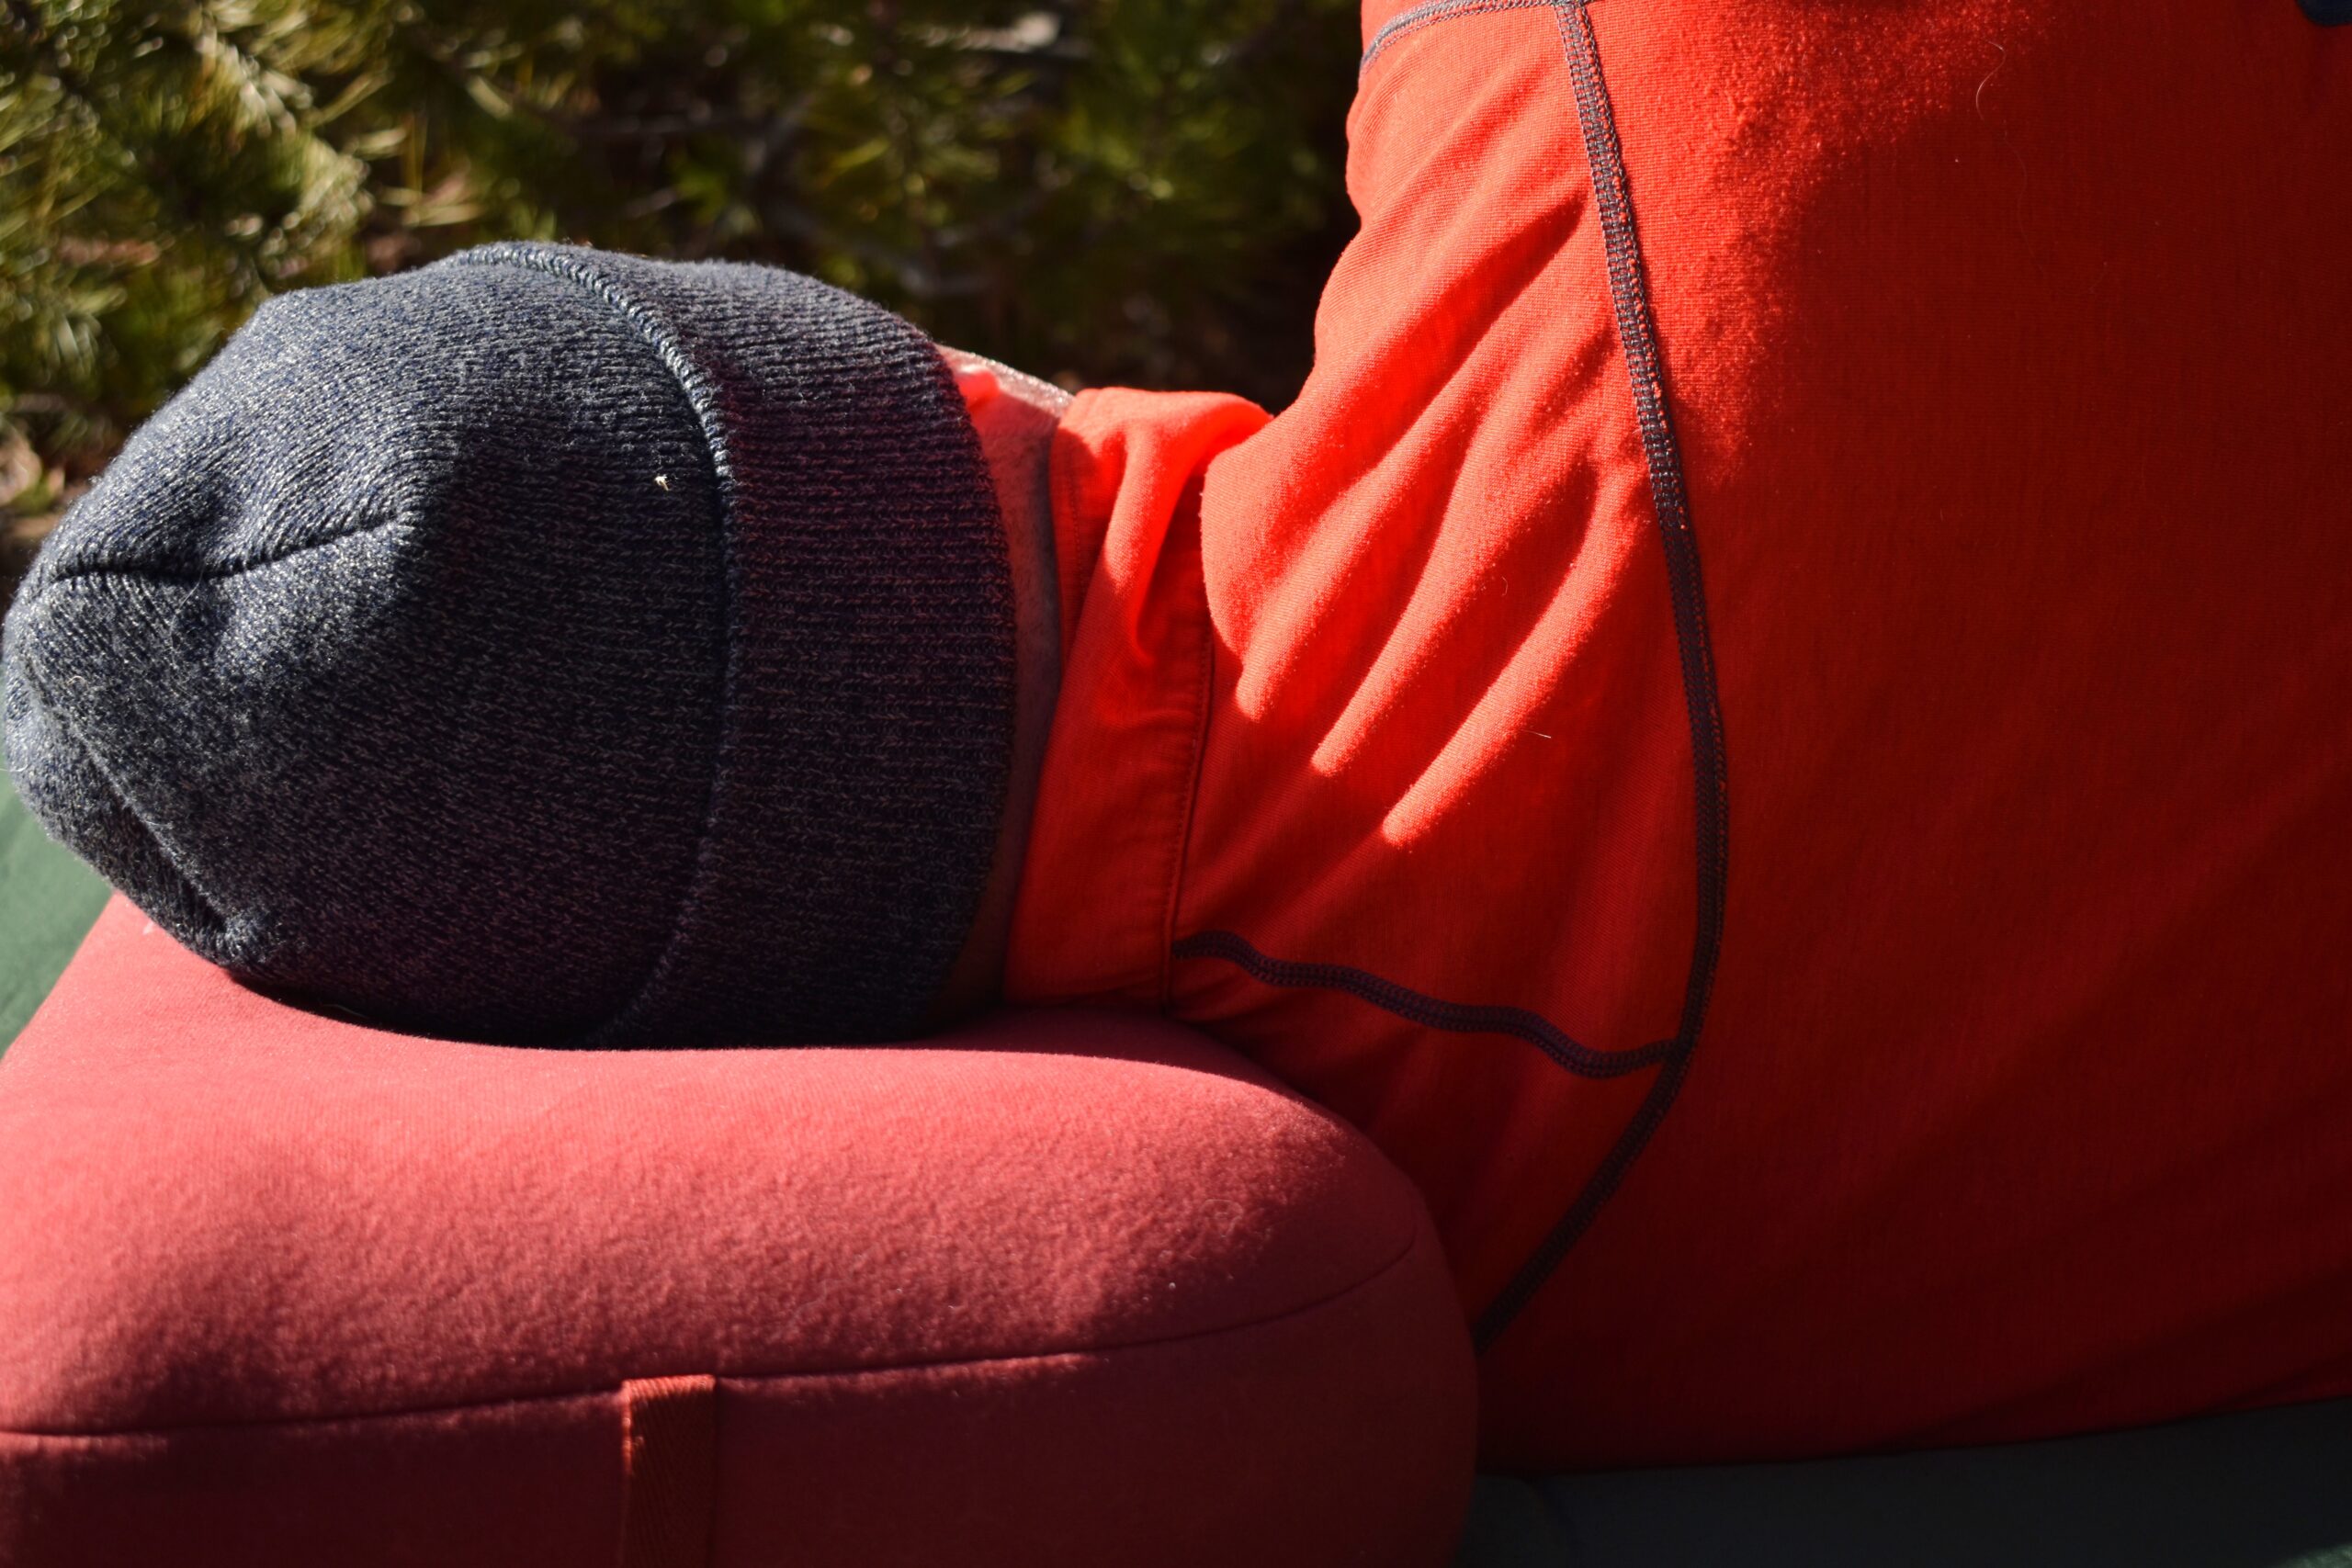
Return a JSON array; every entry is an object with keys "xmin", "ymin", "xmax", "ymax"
[{"xmin": 0, "ymin": 899, "xmax": 1475, "ymax": 1567}]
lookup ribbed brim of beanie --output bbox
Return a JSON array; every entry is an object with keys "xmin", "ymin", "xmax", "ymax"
[{"xmin": 2, "ymin": 244, "xmax": 1014, "ymax": 1046}]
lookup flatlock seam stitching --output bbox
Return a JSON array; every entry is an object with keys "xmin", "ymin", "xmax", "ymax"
[
  {"xmin": 1554, "ymin": 0, "xmax": 1729, "ymax": 1051},
  {"xmin": 1182, "ymin": 0, "xmax": 1732, "ymax": 1352},
  {"xmin": 1171, "ymin": 931, "xmax": 1675, "ymax": 1079},
  {"xmin": 1360, "ymin": 0, "xmax": 1559, "ymax": 73},
  {"xmin": 1467, "ymin": 0, "xmax": 1732, "ymax": 1348}
]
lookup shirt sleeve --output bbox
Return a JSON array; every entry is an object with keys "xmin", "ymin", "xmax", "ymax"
[{"xmin": 1002, "ymin": 388, "xmax": 1270, "ymax": 1010}]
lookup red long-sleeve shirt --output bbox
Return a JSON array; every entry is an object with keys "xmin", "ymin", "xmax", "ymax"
[{"xmin": 1006, "ymin": 0, "xmax": 2352, "ymax": 1468}]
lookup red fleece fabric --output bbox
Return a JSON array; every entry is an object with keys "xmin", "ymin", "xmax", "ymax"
[
  {"xmin": 0, "ymin": 900, "xmax": 1475, "ymax": 1566},
  {"xmin": 1006, "ymin": 0, "xmax": 2352, "ymax": 1468}
]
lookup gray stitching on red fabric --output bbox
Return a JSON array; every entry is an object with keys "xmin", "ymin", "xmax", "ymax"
[
  {"xmin": 1187, "ymin": 0, "xmax": 1731, "ymax": 1353},
  {"xmin": 1173, "ymin": 931, "xmax": 1678, "ymax": 1078},
  {"xmin": 1176, "ymin": 0, "xmax": 1731, "ymax": 1354},
  {"xmin": 1468, "ymin": 0, "xmax": 1731, "ymax": 1350},
  {"xmin": 1359, "ymin": 0, "xmax": 1560, "ymax": 73}
]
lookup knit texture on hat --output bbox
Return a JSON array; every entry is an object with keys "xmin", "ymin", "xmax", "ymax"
[{"xmin": 2, "ymin": 245, "xmax": 1014, "ymax": 1046}]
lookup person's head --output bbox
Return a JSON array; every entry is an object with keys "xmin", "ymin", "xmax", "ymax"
[{"xmin": 3, "ymin": 245, "xmax": 1038, "ymax": 1046}]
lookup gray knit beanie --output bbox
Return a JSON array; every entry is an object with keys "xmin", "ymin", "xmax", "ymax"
[{"xmin": 2, "ymin": 244, "xmax": 1014, "ymax": 1046}]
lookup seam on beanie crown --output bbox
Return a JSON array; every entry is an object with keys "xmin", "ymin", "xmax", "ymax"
[
  {"xmin": 10, "ymin": 645, "xmax": 235, "ymax": 944},
  {"xmin": 29, "ymin": 512, "xmax": 411, "ymax": 596},
  {"xmin": 443, "ymin": 244, "xmax": 741, "ymax": 1047}
]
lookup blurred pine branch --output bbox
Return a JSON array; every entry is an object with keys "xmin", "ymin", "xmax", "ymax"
[{"xmin": 0, "ymin": 0, "xmax": 1360, "ymax": 597}]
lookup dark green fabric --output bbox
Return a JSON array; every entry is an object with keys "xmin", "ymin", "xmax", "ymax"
[
  {"xmin": 0, "ymin": 761, "xmax": 107, "ymax": 1056},
  {"xmin": 1455, "ymin": 1398, "xmax": 2352, "ymax": 1568}
]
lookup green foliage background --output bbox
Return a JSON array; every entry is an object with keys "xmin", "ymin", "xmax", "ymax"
[{"xmin": 0, "ymin": 0, "xmax": 1362, "ymax": 594}]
